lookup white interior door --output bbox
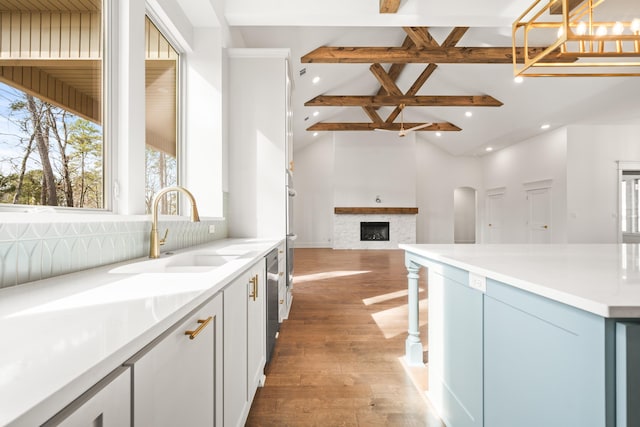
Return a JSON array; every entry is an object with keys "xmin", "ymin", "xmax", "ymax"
[
  {"xmin": 486, "ymin": 193, "xmax": 504, "ymax": 243},
  {"xmin": 527, "ymin": 188, "xmax": 551, "ymax": 243}
]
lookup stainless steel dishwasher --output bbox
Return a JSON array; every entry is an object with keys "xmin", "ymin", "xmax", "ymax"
[{"xmin": 265, "ymin": 249, "xmax": 279, "ymax": 364}]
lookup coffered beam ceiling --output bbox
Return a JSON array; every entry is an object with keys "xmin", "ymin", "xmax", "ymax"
[
  {"xmin": 301, "ymin": 46, "xmax": 564, "ymax": 64},
  {"xmin": 379, "ymin": 0, "xmax": 401, "ymax": 13}
]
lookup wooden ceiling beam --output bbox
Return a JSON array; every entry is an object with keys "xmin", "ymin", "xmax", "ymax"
[
  {"xmin": 375, "ymin": 36, "xmax": 414, "ymax": 96},
  {"xmin": 379, "ymin": 0, "xmax": 401, "ymax": 13},
  {"xmin": 385, "ymin": 27, "xmax": 462, "ymax": 123},
  {"xmin": 363, "ymin": 106, "xmax": 384, "ymax": 123},
  {"xmin": 307, "ymin": 122, "xmax": 461, "ymax": 131},
  {"xmin": 369, "ymin": 63, "xmax": 403, "ymax": 96},
  {"xmin": 406, "ymin": 63, "xmax": 438, "ymax": 96},
  {"xmin": 384, "ymin": 63, "xmax": 439, "ymax": 123},
  {"xmin": 301, "ymin": 46, "xmax": 566, "ymax": 64},
  {"xmin": 306, "ymin": 95, "xmax": 503, "ymax": 107},
  {"xmin": 402, "ymin": 27, "xmax": 438, "ymax": 49},
  {"xmin": 442, "ymin": 27, "xmax": 469, "ymax": 47}
]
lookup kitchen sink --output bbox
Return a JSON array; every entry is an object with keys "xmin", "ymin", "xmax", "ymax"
[{"xmin": 109, "ymin": 252, "xmax": 241, "ymax": 274}]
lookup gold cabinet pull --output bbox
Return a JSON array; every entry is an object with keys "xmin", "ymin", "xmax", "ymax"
[
  {"xmin": 254, "ymin": 275, "xmax": 259, "ymax": 299},
  {"xmin": 185, "ymin": 316, "xmax": 213, "ymax": 340},
  {"xmin": 249, "ymin": 276, "xmax": 258, "ymax": 301},
  {"xmin": 279, "ymin": 299, "xmax": 284, "ymax": 304},
  {"xmin": 279, "ymin": 272, "xmax": 284, "ymax": 276}
]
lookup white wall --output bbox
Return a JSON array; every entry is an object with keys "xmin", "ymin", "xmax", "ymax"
[
  {"xmin": 415, "ymin": 140, "xmax": 482, "ymax": 243},
  {"xmin": 566, "ymin": 125, "xmax": 640, "ymax": 243},
  {"xmin": 292, "ymin": 134, "xmax": 334, "ymax": 247},
  {"xmin": 293, "ymin": 124, "xmax": 640, "ymax": 247},
  {"xmin": 481, "ymin": 128, "xmax": 568, "ymax": 243},
  {"xmin": 333, "ymin": 132, "xmax": 416, "ymax": 207}
]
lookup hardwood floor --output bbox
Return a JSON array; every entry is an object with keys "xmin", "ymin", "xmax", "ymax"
[{"xmin": 246, "ymin": 248, "xmax": 442, "ymax": 427}]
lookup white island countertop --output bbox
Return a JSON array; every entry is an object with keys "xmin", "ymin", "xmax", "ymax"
[
  {"xmin": 400, "ymin": 244, "xmax": 640, "ymax": 319},
  {"xmin": 0, "ymin": 238, "xmax": 281, "ymax": 427}
]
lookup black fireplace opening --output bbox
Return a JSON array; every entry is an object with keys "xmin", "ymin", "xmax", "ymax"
[{"xmin": 360, "ymin": 222, "xmax": 390, "ymax": 241}]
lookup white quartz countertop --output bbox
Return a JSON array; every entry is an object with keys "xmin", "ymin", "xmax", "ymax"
[
  {"xmin": 400, "ymin": 244, "xmax": 640, "ymax": 319},
  {"xmin": 0, "ymin": 238, "xmax": 281, "ymax": 427}
]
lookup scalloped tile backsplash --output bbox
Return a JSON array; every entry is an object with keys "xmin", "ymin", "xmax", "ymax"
[{"xmin": 0, "ymin": 218, "xmax": 227, "ymax": 288}]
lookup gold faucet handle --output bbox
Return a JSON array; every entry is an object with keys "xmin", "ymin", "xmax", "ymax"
[{"xmin": 159, "ymin": 228, "xmax": 169, "ymax": 246}]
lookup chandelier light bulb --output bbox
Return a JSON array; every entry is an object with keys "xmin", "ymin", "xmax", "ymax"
[
  {"xmin": 557, "ymin": 26, "xmax": 564, "ymax": 38},
  {"xmin": 613, "ymin": 21, "xmax": 624, "ymax": 35},
  {"xmin": 576, "ymin": 21, "xmax": 587, "ymax": 36},
  {"xmin": 596, "ymin": 25, "xmax": 607, "ymax": 36},
  {"xmin": 632, "ymin": 18, "xmax": 640, "ymax": 33}
]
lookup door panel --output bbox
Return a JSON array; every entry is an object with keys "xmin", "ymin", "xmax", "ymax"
[
  {"xmin": 527, "ymin": 188, "xmax": 551, "ymax": 243},
  {"xmin": 486, "ymin": 193, "xmax": 504, "ymax": 244}
]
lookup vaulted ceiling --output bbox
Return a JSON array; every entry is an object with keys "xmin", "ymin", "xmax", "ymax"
[{"xmin": 209, "ymin": 0, "xmax": 639, "ymax": 156}]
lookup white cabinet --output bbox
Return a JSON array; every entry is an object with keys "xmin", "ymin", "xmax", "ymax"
[
  {"xmin": 42, "ymin": 367, "xmax": 131, "ymax": 427},
  {"xmin": 227, "ymin": 48, "xmax": 292, "ymax": 239},
  {"xmin": 224, "ymin": 258, "xmax": 266, "ymax": 427},
  {"xmin": 126, "ymin": 294, "xmax": 223, "ymax": 427},
  {"xmin": 277, "ymin": 241, "xmax": 288, "ymax": 321}
]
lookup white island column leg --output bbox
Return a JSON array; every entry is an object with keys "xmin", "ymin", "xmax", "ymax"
[{"xmin": 405, "ymin": 261, "xmax": 424, "ymax": 366}]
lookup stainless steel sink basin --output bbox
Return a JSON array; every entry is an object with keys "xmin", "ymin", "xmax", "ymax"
[{"xmin": 109, "ymin": 252, "xmax": 241, "ymax": 274}]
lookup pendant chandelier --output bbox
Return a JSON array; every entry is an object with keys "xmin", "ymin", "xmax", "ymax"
[{"xmin": 513, "ymin": 0, "xmax": 640, "ymax": 76}]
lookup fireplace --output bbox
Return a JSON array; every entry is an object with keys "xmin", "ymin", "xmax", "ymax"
[
  {"xmin": 360, "ymin": 222, "xmax": 390, "ymax": 241},
  {"xmin": 333, "ymin": 207, "xmax": 417, "ymax": 249}
]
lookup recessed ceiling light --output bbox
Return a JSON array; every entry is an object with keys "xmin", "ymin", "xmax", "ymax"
[
  {"xmin": 435, "ymin": 132, "xmax": 442, "ymax": 137},
  {"xmin": 313, "ymin": 132, "xmax": 319, "ymax": 137},
  {"xmin": 514, "ymin": 76, "xmax": 524, "ymax": 83},
  {"xmin": 312, "ymin": 76, "xmax": 320, "ymax": 84},
  {"xmin": 486, "ymin": 146, "xmax": 494, "ymax": 152},
  {"xmin": 313, "ymin": 111, "xmax": 319, "ymax": 117},
  {"xmin": 541, "ymin": 123, "xmax": 550, "ymax": 130},
  {"xmin": 465, "ymin": 111, "xmax": 473, "ymax": 117}
]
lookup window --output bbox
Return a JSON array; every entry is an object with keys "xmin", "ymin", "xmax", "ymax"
[
  {"xmin": 144, "ymin": 16, "xmax": 179, "ymax": 215},
  {"xmin": 0, "ymin": 1, "xmax": 104, "ymax": 208}
]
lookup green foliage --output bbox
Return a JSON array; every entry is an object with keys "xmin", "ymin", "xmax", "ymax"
[{"xmin": 0, "ymin": 86, "xmax": 104, "ymax": 209}]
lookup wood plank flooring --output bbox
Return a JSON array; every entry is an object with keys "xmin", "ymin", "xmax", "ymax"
[{"xmin": 246, "ymin": 248, "xmax": 442, "ymax": 427}]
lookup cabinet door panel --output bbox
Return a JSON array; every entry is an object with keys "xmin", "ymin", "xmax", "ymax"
[
  {"xmin": 484, "ymin": 281, "xmax": 609, "ymax": 427},
  {"xmin": 131, "ymin": 296, "xmax": 221, "ymax": 427},
  {"xmin": 224, "ymin": 271, "xmax": 249, "ymax": 427},
  {"xmin": 248, "ymin": 261, "xmax": 266, "ymax": 398},
  {"xmin": 43, "ymin": 367, "xmax": 131, "ymax": 427},
  {"xmin": 428, "ymin": 270, "xmax": 483, "ymax": 427}
]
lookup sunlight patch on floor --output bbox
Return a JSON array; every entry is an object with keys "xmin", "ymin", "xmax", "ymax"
[
  {"xmin": 362, "ymin": 288, "xmax": 424, "ymax": 306},
  {"xmin": 293, "ymin": 270, "xmax": 370, "ymax": 284},
  {"xmin": 371, "ymin": 299, "xmax": 428, "ymax": 339}
]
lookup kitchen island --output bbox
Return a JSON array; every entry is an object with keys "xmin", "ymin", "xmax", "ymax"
[{"xmin": 400, "ymin": 244, "xmax": 640, "ymax": 427}]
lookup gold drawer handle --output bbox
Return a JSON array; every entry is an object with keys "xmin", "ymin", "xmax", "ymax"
[
  {"xmin": 249, "ymin": 275, "xmax": 258, "ymax": 301},
  {"xmin": 185, "ymin": 316, "xmax": 213, "ymax": 340},
  {"xmin": 279, "ymin": 299, "xmax": 284, "ymax": 304},
  {"xmin": 279, "ymin": 272, "xmax": 284, "ymax": 276}
]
